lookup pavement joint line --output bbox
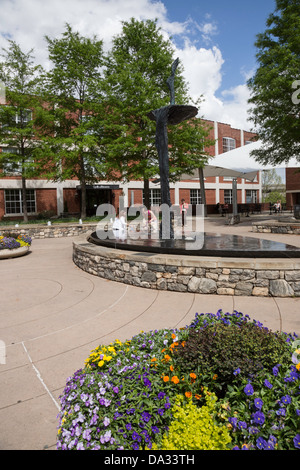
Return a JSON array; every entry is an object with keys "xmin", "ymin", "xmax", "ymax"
[
  {"xmin": 21, "ymin": 341, "xmax": 60, "ymax": 412},
  {"xmin": 7, "ymin": 284, "xmax": 130, "ymax": 347},
  {"xmin": 270, "ymin": 296, "xmax": 283, "ymax": 333},
  {"xmin": 173, "ymin": 293, "xmax": 196, "ymax": 329}
]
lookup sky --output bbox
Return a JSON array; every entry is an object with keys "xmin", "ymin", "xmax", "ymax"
[{"xmin": 0, "ymin": 0, "xmax": 277, "ymax": 132}]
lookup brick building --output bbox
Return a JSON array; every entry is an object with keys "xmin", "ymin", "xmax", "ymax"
[
  {"xmin": 286, "ymin": 167, "xmax": 300, "ymax": 208},
  {"xmin": 0, "ymin": 119, "xmax": 260, "ymax": 220}
]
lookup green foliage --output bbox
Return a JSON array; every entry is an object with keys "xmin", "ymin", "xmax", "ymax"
[
  {"xmin": 173, "ymin": 314, "xmax": 292, "ymax": 396},
  {"xmin": 102, "ymin": 18, "xmax": 213, "ymax": 193},
  {"xmin": 57, "ymin": 311, "xmax": 300, "ymax": 450},
  {"xmin": 248, "ymin": 0, "xmax": 300, "ymax": 165},
  {"xmin": 0, "ymin": 41, "xmax": 46, "ymax": 221},
  {"xmin": 152, "ymin": 392, "xmax": 231, "ymax": 450}
]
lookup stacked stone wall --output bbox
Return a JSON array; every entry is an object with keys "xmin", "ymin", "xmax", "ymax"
[{"xmin": 73, "ymin": 241, "xmax": 300, "ymax": 298}]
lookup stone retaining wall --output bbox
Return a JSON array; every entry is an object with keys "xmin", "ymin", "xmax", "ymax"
[
  {"xmin": 0, "ymin": 224, "xmax": 97, "ymax": 239},
  {"xmin": 73, "ymin": 239, "xmax": 300, "ymax": 297},
  {"xmin": 252, "ymin": 221, "xmax": 300, "ymax": 234}
]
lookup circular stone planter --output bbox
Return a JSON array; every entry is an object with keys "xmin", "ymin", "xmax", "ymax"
[
  {"xmin": 73, "ymin": 236, "xmax": 300, "ymax": 298},
  {"xmin": 0, "ymin": 246, "xmax": 30, "ymax": 259}
]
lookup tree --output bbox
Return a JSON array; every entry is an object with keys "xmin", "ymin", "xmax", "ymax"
[
  {"xmin": 0, "ymin": 41, "xmax": 44, "ymax": 222},
  {"xmin": 39, "ymin": 24, "xmax": 105, "ymax": 218},
  {"xmin": 102, "ymin": 18, "xmax": 212, "ymax": 208},
  {"xmin": 248, "ymin": 0, "xmax": 300, "ymax": 165},
  {"xmin": 261, "ymin": 168, "xmax": 286, "ymax": 203}
]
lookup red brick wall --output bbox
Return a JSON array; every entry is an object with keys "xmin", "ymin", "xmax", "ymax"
[
  {"xmin": 63, "ymin": 189, "xmax": 80, "ymax": 213},
  {"xmin": 286, "ymin": 168, "xmax": 300, "ymax": 191},
  {"xmin": 36, "ymin": 189, "xmax": 57, "ymax": 214},
  {"xmin": 201, "ymin": 119, "xmax": 257, "ymax": 156},
  {"xmin": 179, "ymin": 188, "xmax": 216, "ymax": 205},
  {"xmin": 219, "ymin": 189, "xmax": 242, "ymax": 204}
]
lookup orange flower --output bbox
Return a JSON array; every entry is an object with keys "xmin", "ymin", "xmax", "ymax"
[
  {"xmin": 170, "ymin": 365, "xmax": 174, "ymax": 372},
  {"xmin": 213, "ymin": 374, "xmax": 218, "ymax": 380},
  {"xmin": 151, "ymin": 358, "xmax": 157, "ymax": 362},
  {"xmin": 164, "ymin": 354, "xmax": 171, "ymax": 362},
  {"xmin": 181, "ymin": 341, "xmax": 186, "ymax": 347},
  {"xmin": 171, "ymin": 333, "xmax": 176, "ymax": 340},
  {"xmin": 190, "ymin": 373, "xmax": 197, "ymax": 383},
  {"xmin": 171, "ymin": 376, "xmax": 180, "ymax": 384},
  {"xmin": 163, "ymin": 376, "xmax": 169, "ymax": 382},
  {"xmin": 195, "ymin": 394, "xmax": 202, "ymax": 400},
  {"xmin": 185, "ymin": 391, "xmax": 192, "ymax": 398}
]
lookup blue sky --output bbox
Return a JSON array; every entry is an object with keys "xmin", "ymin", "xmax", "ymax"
[
  {"xmin": 161, "ymin": 0, "xmax": 276, "ymax": 97},
  {"xmin": 0, "ymin": 0, "xmax": 277, "ymax": 130}
]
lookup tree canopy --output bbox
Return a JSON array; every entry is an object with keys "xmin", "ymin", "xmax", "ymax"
[
  {"xmin": 248, "ymin": 0, "xmax": 300, "ymax": 165},
  {"xmin": 0, "ymin": 41, "xmax": 44, "ymax": 221},
  {"xmin": 101, "ymin": 18, "xmax": 213, "ymax": 207}
]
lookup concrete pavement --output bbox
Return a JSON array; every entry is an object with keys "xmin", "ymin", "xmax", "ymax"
[{"xmin": 0, "ymin": 217, "xmax": 300, "ymax": 450}]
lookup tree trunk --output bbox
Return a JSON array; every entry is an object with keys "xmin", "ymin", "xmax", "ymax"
[
  {"xmin": 21, "ymin": 175, "xmax": 28, "ymax": 223},
  {"xmin": 80, "ymin": 155, "xmax": 87, "ymax": 219},
  {"xmin": 198, "ymin": 167, "xmax": 207, "ymax": 217},
  {"xmin": 144, "ymin": 177, "xmax": 150, "ymax": 210}
]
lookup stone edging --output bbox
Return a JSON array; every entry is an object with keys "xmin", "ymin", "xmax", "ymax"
[
  {"xmin": 0, "ymin": 223, "xmax": 97, "ymax": 239},
  {"xmin": 252, "ymin": 221, "xmax": 300, "ymax": 234},
  {"xmin": 0, "ymin": 246, "xmax": 29, "ymax": 259},
  {"xmin": 73, "ymin": 237, "xmax": 300, "ymax": 297}
]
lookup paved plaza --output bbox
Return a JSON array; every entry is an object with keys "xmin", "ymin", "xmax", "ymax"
[{"xmin": 1, "ymin": 214, "xmax": 300, "ymax": 450}]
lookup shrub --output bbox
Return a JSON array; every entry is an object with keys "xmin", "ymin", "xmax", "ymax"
[
  {"xmin": 173, "ymin": 318, "xmax": 291, "ymax": 397},
  {"xmin": 56, "ymin": 311, "xmax": 300, "ymax": 451}
]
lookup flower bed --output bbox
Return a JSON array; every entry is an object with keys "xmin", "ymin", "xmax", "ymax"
[
  {"xmin": 56, "ymin": 311, "xmax": 300, "ymax": 451},
  {"xmin": 0, "ymin": 233, "xmax": 32, "ymax": 258}
]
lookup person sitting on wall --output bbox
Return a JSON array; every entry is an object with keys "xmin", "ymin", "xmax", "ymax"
[
  {"xmin": 113, "ymin": 209, "xmax": 127, "ymax": 241},
  {"xmin": 142, "ymin": 207, "xmax": 158, "ymax": 233}
]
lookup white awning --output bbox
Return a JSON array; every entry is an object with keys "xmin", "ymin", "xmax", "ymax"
[
  {"xmin": 181, "ymin": 165, "xmax": 258, "ymax": 182},
  {"xmin": 211, "ymin": 140, "xmax": 300, "ymax": 170},
  {"xmin": 203, "ymin": 165, "xmax": 258, "ymax": 181}
]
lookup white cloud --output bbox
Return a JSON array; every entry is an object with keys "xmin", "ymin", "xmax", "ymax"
[{"xmin": 0, "ymin": 0, "xmax": 252, "ymax": 130}]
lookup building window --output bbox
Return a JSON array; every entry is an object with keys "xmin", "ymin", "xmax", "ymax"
[
  {"xmin": 190, "ymin": 189, "xmax": 202, "ymax": 204},
  {"xmin": 223, "ymin": 137, "xmax": 236, "ymax": 153},
  {"xmin": 4, "ymin": 189, "xmax": 36, "ymax": 215},
  {"xmin": 224, "ymin": 189, "xmax": 232, "ymax": 204},
  {"xmin": 143, "ymin": 188, "xmax": 161, "ymax": 206},
  {"xmin": 16, "ymin": 109, "xmax": 32, "ymax": 125},
  {"xmin": 246, "ymin": 190, "xmax": 257, "ymax": 204}
]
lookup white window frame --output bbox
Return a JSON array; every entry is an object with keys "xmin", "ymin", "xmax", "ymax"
[
  {"xmin": 190, "ymin": 189, "xmax": 202, "ymax": 204},
  {"xmin": 224, "ymin": 189, "xmax": 232, "ymax": 204},
  {"xmin": 223, "ymin": 137, "xmax": 236, "ymax": 153},
  {"xmin": 246, "ymin": 190, "xmax": 258, "ymax": 204},
  {"xmin": 4, "ymin": 189, "xmax": 36, "ymax": 215},
  {"xmin": 143, "ymin": 188, "xmax": 161, "ymax": 206}
]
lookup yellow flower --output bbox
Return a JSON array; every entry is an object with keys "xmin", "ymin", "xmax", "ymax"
[{"xmin": 296, "ymin": 363, "xmax": 300, "ymax": 371}]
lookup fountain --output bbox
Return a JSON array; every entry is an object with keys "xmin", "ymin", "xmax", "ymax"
[
  {"xmin": 88, "ymin": 58, "xmax": 300, "ymax": 259},
  {"xmin": 74, "ymin": 59, "xmax": 300, "ymax": 297}
]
